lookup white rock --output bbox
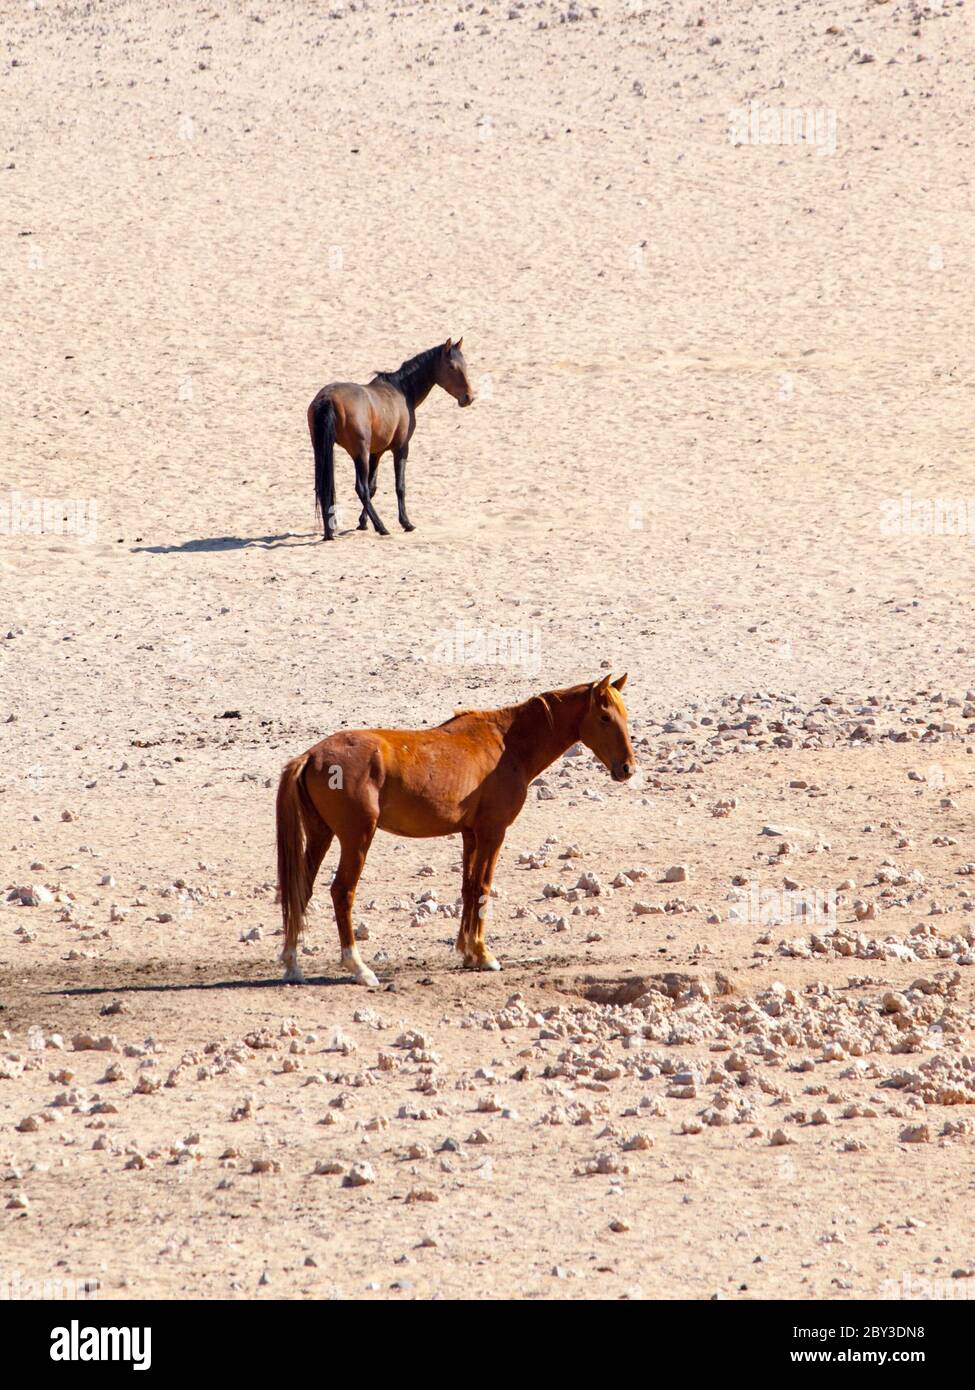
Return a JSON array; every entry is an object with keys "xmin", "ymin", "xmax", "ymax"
[{"xmin": 344, "ymin": 1162, "xmax": 376, "ymax": 1187}]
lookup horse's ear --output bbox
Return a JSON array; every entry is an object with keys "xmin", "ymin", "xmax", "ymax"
[
  {"xmin": 455, "ymin": 336, "xmax": 463, "ymax": 351},
  {"xmin": 612, "ymin": 672, "xmax": 628, "ymax": 691},
  {"xmin": 592, "ymin": 673, "xmax": 612, "ymax": 698},
  {"xmin": 443, "ymin": 338, "xmax": 453, "ymax": 354}
]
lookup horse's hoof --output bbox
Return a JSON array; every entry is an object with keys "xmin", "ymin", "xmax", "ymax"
[
  {"xmin": 341, "ymin": 947, "xmax": 379, "ymax": 987},
  {"xmin": 322, "ymin": 534, "xmax": 333, "ymax": 542},
  {"xmin": 401, "ymin": 523, "xmax": 415, "ymax": 533},
  {"xmin": 464, "ymin": 954, "xmax": 500, "ymax": 972},
  {"xmin": 282, "ymin": 961, "xmax": 306, "ymax": 984}
]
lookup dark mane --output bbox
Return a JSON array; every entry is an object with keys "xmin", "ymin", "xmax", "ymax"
[
  {"xmin": 439, "ymin": 682, "xmax": 591, "ymax": 728},
  {"xmin": 373, "ymin": 344, "xmax": 442, "ymax": 408}
]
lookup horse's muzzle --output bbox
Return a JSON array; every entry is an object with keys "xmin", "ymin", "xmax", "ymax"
[
  {"xmin": 612, "ymin": 761, "xmax": 636, "ymax": 782},
  {"xmin": 459, "ymin": 394, "xmax": 474, "ymax": 407}
]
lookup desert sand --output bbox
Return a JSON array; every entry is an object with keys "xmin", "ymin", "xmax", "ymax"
[{"xmin": 2, "ymin": 0, "xmax": 975, "ymax": 1300}]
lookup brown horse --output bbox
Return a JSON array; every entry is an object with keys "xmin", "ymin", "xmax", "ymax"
[
  {"xmin": 307, "ymin": 338, "xmax": 474, "ymax": 540},
  {"xmin": 275, "ymin": 674, "xmax": 635, "ymax": 986}
]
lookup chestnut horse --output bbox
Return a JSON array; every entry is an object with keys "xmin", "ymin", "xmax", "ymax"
[
  {"xmin": 275, "ymin": 674, "xmax": 635, "ymax": 986},
  {"xmin": 308, "ymin": 338, "xmax": 474, "ymax": 540}
]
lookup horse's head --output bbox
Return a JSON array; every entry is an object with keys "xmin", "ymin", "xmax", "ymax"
[
  {"xmin": 578, "ymin": 673, "xmax": 636, "ymax": 783},
  {"xmin": 436, "ymin": 337, "xmax": 474, "ymax": 407}
]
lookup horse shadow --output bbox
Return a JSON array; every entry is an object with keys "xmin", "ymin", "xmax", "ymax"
[
  {"xmin": 49, "ymin": 971, "xmax": 356, "ymax": 998},
  {"xmin": 131, "ymin": 532, "xmax": 321, "ymax": 554}
]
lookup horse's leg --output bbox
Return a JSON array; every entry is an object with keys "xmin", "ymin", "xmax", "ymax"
[
  {"xmin": 281, "ymin": 821, "xmax": 333, "ymax": 982},
  {"xmin": 393, "ymin": 444, "xmax": 414, "ymax": 532},
  {"xmin": 354, "ymin": 452, "xmax": 389, "ymax": 536},
  {"xmin": 464, "ymin": 830, "xmax": 505, "ymax": 971},
  {"xmin": 457, "ymin": 828, "xmax": 490, "ymax": 964},
  {"xmin": 331, "ymin": 822, "xmax": 380, "ymax": 985},
  {"xmin": 455, "ymin": 828, "xmax": 476, "ymax": 960},
  {"xmin": 302, "ymin": 823, "xmax": 333, "ymax": 909},
  {"xmin": 358, "ymin": 453, "xmax": 381, "ymax": 530}
]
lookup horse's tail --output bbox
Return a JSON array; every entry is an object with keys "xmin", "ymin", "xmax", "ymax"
[
  {"xmin": 310, "ymin": 395, "xmax": 336, "ymax": 538},
  {"xmin": 276, "ymin": 752, "xmax": 313, "ymax": 966}
]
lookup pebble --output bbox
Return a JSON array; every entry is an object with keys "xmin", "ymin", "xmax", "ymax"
[
  {"xmin": 622, "ymin": 1132, "xmax": 653, "ymax": 1151},
  {"xmin": 899, "ymin": 1124, "xmax": 931, "ymax": 1144},
  {"xmin": 344, "ymin": 1163, "xmax": 376, "ymax": 1187},
  {"xmin": 71, "ymin": 1034, "xmax": 118, "ymax": 1052}
]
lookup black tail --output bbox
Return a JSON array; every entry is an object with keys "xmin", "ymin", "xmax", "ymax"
[{"xmin": 311, "ymin": 397, "xmax": 336, "ymax": 539}]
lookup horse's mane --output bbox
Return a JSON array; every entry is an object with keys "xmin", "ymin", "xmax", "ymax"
[
  {"xmin": 438, "ymin": 706, "xmax": 499, "ymax": 726},
  {"xmin": 373, "ymin": 344, "xmax": 443, "ymax": 405},
  {"xmin": 440, "ymin": 688, "xmax": 581, "ymax": 731}
]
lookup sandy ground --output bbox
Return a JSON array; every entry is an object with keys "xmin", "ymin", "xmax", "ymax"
[{"xmin": 2, "ymin": 0, "xmax": 975, "ymax": 1300}]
